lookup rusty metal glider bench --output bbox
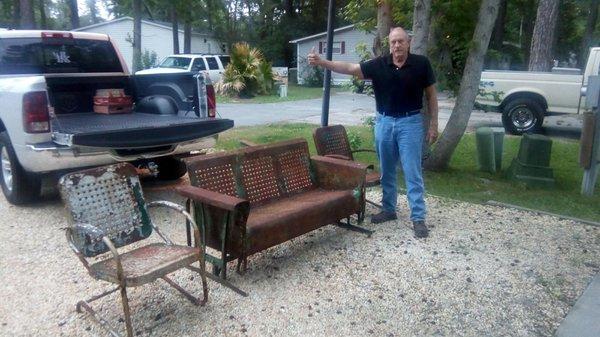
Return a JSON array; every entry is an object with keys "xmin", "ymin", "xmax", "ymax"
[
  {"xmin": 177, "ymin": 138, "xmax": 370, "ymax": 279},
  {"xmin": 313, "ymin": 124, "xmax": 382, "ymax": 209},
  {"xmin": 59, "ymin": 163, "xmax": 209, "ymax": 337}
]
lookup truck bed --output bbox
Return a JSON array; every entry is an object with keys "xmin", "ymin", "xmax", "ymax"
[{"xmin": 52, "ymin": 112, "xmax": 233, "ymax": 148}]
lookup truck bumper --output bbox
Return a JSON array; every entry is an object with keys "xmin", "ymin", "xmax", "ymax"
[{"xmin": 17, "ymin": 137, "xmax": 216, "ymax": 173}]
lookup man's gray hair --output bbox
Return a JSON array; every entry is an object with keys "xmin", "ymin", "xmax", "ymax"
[{"xmin": 389, "ymin": 26, "xmax": 414, "ymax": 39}]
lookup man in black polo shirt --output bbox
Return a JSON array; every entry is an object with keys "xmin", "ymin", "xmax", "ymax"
[{"xmin": 308, "ymin": 27, "xmax": 438, "ymax": 238}]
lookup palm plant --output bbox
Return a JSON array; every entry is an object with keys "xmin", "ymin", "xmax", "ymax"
[{"xmin": 216, "ymin": 42, "xmax": 274, "ymax": 98}]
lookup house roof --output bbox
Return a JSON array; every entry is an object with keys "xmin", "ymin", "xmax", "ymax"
[
  {"xmin": 289, "ymin": 24, "xmax": 357, "ymax": 43},
  {"xmin": 73, "ymin": 17, "xmax": 213, "ymax": 37}
]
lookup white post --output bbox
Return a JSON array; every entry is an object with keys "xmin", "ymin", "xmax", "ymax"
[{"xmin": 581, "ymin": 76, "xmax": 600, "ymax": 196}]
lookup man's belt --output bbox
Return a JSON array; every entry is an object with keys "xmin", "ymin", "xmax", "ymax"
[{"xmin": 379, "ymin": 109, "xmax": 421, "ymax": 118}]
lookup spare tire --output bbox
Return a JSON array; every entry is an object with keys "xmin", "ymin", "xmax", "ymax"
[{"xmin": 154, "ymin": 156, "xmax": 187, "ymax": 180}]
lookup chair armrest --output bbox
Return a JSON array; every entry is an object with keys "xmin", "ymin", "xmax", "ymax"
[
  {"xmin": 311, "ymin": 155, "xmax": 367, "ymax": 190},
  {"xmin": 146, "ymin": 200, "xmax": 203, "ymax": 248},
  {"xmin": 101, "ymin": 236, "xmax": 126, "ymax": 285},
  {"xmin": 65, "ymin": 225, "xmax": 95, "ymax": 270},
  {"xmin": 324, "ymin": 154, "xmax": 352, "ymax": 160},
  {"xmin": 176, "ymin": 186, "xmax": 249, "ymax": 212}
]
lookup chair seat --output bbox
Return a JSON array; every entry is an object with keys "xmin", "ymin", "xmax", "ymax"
[
  {"xmin": 245, "ymin": 189, "xmax": 358, "ymax": 254},
  {"xmin": 365, "ymin": 171, "xmax": 380, "ymax": 187},
  {"xmin": 90, "ymin": 243, "xmax": 200, "ymax": 287}
]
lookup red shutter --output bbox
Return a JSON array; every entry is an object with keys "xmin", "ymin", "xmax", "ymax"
[
  {"xmin": 341, "ymin": 41, "xmax": 345, "ymax": 54},
  {"xmin": 319, "ymin": 41, "xmax": 323, "ymax": 54}
]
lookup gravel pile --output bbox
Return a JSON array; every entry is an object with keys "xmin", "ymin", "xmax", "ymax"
[{"xmin": 0, "ymin": 187, "xmax": 598, "ymax": 337}]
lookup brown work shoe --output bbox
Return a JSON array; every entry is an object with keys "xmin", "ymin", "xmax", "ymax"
[
  {"xmin": 413, "ymin": 220, "xmax": 429, "ymax": 238},
  {"xmin": 371, "ymin": 211, "xmax": 397, "ymax": 224}
]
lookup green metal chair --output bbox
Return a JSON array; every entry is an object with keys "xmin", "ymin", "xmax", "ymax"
[
  {"xmin": 313, "ymin": 124, "xmax": 382, "ymax": 209},
  {"xmin": 59, "ymin": 163, "xmax": 208, "ymax": 337}
]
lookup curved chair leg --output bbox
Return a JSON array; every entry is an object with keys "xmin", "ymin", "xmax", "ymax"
[{"xmin": 119, "ymin": 286, "xmax": 134, "ymax": 337}]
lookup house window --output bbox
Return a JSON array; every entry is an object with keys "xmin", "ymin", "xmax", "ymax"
[{"xmin": 318, "ymin": 41, "xmax": 345, "ymax": 55}]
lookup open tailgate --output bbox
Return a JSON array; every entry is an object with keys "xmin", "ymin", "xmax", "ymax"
[{"xmin": 51, "ymin": 113, "xmax": 233, "ymax": 148}]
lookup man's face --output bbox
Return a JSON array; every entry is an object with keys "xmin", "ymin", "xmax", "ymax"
[{"xmin": 389, "ymin": 29, "xmax": 409, "ymax": 59}]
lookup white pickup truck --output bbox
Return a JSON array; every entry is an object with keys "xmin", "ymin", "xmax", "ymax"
[
  {"xmin": 0, "ymin": 30, "xmax": 233, "ymax": 204},
  {"xmin": 477, "ymin": 47, "xmax": 600, "ymax": 134}
]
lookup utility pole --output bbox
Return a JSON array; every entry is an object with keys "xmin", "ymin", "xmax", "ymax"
[{"xmin": 321, "ymin": 0, "xmax": 335, "ymax": 127}]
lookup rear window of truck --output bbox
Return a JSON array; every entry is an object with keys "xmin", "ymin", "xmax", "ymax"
[{"xmin": 0, "ymin": 38, "xmax": 123, "ymax": 74}]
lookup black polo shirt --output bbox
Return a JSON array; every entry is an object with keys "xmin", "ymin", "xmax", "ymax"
[{"xmin": 360, "ymin": 53, "xmax": 435, "ymax": 114}]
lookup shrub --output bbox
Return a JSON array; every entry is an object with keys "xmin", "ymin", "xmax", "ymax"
[
  {"xmin": 298, "ymin": 56, "xmax": 324, "ymax": 87},
  {"xmin": 141, "ymin": 49, "xmax": 158, "ymax": 69},
  {"xmin": 216, "ymin": 42, "xmax": 274, "ymax": 98}
]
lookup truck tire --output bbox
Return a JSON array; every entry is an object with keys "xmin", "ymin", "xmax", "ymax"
[
  {"xmin": 155, "ymin": 156, "xmax": 187, "ymax": 180},
  {"xmin": 0, "ymin": 131, "xmax": 41, "ymax": 204},
  {"xmin": 501, "ymin": 98, "xmax": 545, "ymax": 135}
]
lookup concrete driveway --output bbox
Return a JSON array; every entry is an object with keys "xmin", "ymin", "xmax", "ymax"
[{"xmin": 218, "ymin": 92, "xmax": 584, "ymax": 139}]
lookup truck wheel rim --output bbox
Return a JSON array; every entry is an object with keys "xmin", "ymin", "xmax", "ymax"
[
  {"xmin": 511, "ymin": 106, "xmax": 535, "ymax": 130},
  {"xmin": 1, "ymin": 146, "xmax": 12, "ymax": 192}
]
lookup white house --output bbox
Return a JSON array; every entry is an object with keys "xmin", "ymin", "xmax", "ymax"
[
  {"xmin": 290, "ymin": 24, "xmax": 376, "ymax": 85},
  {"xmin": 74, "ymin": 17, "xmax": 226, "ymax": 72}
]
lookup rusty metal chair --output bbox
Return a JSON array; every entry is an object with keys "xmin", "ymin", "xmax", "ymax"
[
  {"xmin": 59, "ymin": 163, "xmax": 208, "ymax": 337},
  {"xmin": 313, "ymin": 124, "xmax": 382, "ymax": 208}
]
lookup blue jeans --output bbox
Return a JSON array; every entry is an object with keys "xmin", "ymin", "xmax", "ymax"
[{"xmin": 374, "ymin": 112, "xmax": 426, "ymax": 221}]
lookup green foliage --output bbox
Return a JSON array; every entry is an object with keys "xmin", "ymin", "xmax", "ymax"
[
  {"xmin": 346, "ymin": 130, "xmax": 363, "ymax": 150},
  {"xmin": 349, "ymin": 43, "xmax": 374, "ymax": 95},
  {"xmin": 140, "ymin": 49, "xmax": 158, "ymax": 69},
  {"xmin": 298, "ymin": 57, "xmax": 325, "ymax": 87},
  {"xmin": 342, "ymin": 0, "xmax": 414, "ymax": 32},
  {"xmin": 217, "ymin": 42, "xmax": 274, "ymax": 98}
]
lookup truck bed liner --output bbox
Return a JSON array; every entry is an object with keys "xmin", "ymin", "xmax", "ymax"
[{"xmin": 52, "ymin": 113, "xmax": 233, "ymax": 148}]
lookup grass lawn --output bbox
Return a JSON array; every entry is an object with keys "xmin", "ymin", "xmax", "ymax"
[
  {"xmin": 216, "ymin": 123, "xmax": 600, "ymax": 222},
  {"xmin": 216, "ymin": 83, "xmax": 348, "ymax": 104}
]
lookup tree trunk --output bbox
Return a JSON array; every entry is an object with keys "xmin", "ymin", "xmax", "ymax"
[
  {"xmin": 68, "ymin": 0, "xmax": 79, "ymax": 29},
  {"xmin": 488, "ymin": 0, "xmax": 506, "ymax": 68},
  {"xmin": 521, "ymin": 0, "xmax": 536, "ymax": 68},
  {"xmin": 19, "ymin": 0, "xmax": 34, "ymax": 29},
  {"xmin": 373, "ymin": 0, "xmax": 392, "ymax": 56},
  {"xmin": 38, "ymin": 0, "xmax": 47, "ymax": 29},
  {"xmin": 132, "ymin": 0, "xmax": 142, "ymax": 72},
  {"xmin": 184, "ymin": 21, "xmax": 192, "ymax": 54},
  {"xmin": 87, "ymin": 0, "xmax": 99, "ymax": 24},
  {"xmin": 425, "ymin": 0, "xmax": 501, "ymax": 170},
  {"xmin": 528, "ymin": 0, "xmax": 560, "ymax": 71},
  {"xmin": 578, "ymin": 0, "xmax": 599, "ymax": 68},
  {"xmin": 206, "ymin": 0, "xmax": 213, "ymax": 30},
  {"xmin": 12, "ymin": 0, "xmax": 21, "ymax": 29},
  {"xmin": 171, "ymin": 5, "xmax": 180, "ymax": 54},
  {"xmin": 411, "ymin": 0, "xmax": 432, "ymax": 56}
]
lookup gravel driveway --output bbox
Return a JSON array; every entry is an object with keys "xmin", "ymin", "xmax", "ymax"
[{"xmin": 0, "ymin": 185, "xmax": 598, "ymax": 337}]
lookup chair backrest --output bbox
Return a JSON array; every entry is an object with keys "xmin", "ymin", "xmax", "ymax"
[
  {"xmin": 313, "ymin": 125, "xmax": 354, "ymax": 160},
  {"xmin": 186, "ymin": 138, "xmax": 315, "ymax": 206},
  {"xmin": 59, "ymin": 163, "xmax": 152, "ymax": 257}
]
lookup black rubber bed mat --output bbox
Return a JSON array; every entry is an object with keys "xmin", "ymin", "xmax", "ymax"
[{"xmin": 52, "ymin": 112, "xmax": 233, "ymax": 148}]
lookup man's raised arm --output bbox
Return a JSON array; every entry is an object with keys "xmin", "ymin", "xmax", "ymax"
[{"xmin": 307, "ymin": 47, "xmax": 365, "ymax": 79}]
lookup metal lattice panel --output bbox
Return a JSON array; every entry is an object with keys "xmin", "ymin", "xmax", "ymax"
[
  {"xmin": 241, "ymin": 156, "xmax": 280, "ymax": 204},
  {"xmin": 278, "ymin": 149, "xmax": 313, "ymax": 194},
  {"xmin": 192, "ymin": 163, "xmax": 238, "ymax": 197},
  {"xmin": 324, "ymin": 130, "xmax": 351, "ymax": 158},
  {"xmin": 67, "ymin": 175, "xmax": 143, "ymax": 239}
]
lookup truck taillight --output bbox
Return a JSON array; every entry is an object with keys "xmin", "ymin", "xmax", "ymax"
[
  {"xmin": 41, "ymin": 32, "xmax": 73, "ymax": 39},
  {"xmin": 22, "ymin": 92, "xmax": 50, "ymax": 133},
  {"xmin": 206, "ymin": 84, "xmax": 216, "ymax": 118}
]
